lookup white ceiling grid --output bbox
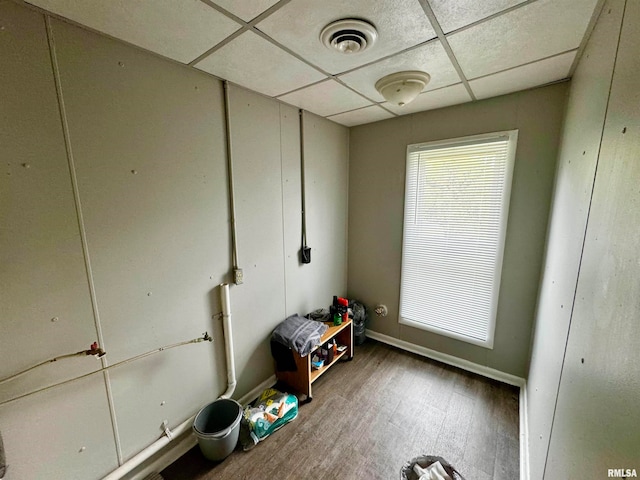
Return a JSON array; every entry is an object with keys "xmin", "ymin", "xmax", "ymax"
[
  {"xmin": 195, "ymin": 30, "xmax": 326, "ymax": 97},
  {"xmin": 25, "ymin": 0, "xmax": 602, "ymax": 126}
]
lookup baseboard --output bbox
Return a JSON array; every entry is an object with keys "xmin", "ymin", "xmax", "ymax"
[
  {"xmin": 126, "ymin": 375, "xmax": 277, "ymax": 480},
  {"xmin": 365, "ymin": 329, "xmax": 529, "ymax": 479},
  {"xmin": 519, "ymin": 381, "xmax": 530, "ymax": 480},
  {"xmin": 365, "ymin": 329, "xmax": 525, "ymax": 387}
]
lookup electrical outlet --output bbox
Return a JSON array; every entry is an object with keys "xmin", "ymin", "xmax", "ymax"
[
  {"xmin": 374, "ymin": 304, "xmax": 388, "ymax": 317},
  {"xmin": 234, "ymin": 268, "xmax": 243, "ymax": 285}
]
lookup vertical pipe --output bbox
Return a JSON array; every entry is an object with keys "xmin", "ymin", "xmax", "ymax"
[
  {"xmin": 223, "ymin": 81, "xmax": 240, "ymax": 277},
  {"xmin": 219, "ymin": 283, "xmax": 237, "ymax": 398}
]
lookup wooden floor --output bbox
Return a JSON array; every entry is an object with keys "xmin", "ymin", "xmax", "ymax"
[{"xmin": 161, "ymin": 340, "xmax": 519, "ymax": 480}]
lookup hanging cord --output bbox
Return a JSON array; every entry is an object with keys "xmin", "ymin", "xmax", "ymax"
[
  {"xmin": 299, "ymin": 109, "xmax": 311, "ymax": 264},
  {"xmin": 0, "ymin": 333, "xmax": 212, "ymax": 407}
]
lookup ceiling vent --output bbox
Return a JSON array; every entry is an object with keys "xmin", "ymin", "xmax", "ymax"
[{"xmin": 320, "ymin": 19, "xmax": 378, "ymax": 55}]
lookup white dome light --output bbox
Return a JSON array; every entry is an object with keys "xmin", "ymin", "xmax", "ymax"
[{"xmin": 375, "ymin": 71, "xmax": 431, "ymax": 107}]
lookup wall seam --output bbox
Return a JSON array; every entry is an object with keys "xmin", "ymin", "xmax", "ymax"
[
  {"xmin": 44, "ymin": 15, "xmax": 124, "ymax": 465},
  {"xmin": 541, "ymin": 1, "xmax": 627, "ymax": 476},
  {"xmin": 278, "ymin": 104, "xmax": 289, "ymax": 317}
]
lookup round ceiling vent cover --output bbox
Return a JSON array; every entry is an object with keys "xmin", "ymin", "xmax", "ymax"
[{"xmin": 320, "ymin": 19, "xmax": 378, "ymax": 55}]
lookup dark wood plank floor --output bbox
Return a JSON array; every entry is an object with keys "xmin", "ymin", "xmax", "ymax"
[{"xmin": 161, "ymin": 340, "xmax": 519, "ymax": 480}]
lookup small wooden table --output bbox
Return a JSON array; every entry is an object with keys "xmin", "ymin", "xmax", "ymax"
[{"xmin": 275, "ymin": 319, "xmax": 353, "ymax": 402}]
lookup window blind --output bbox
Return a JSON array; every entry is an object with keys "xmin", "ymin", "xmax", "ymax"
[{"xmin": 399, "ymin": 131, "xmax": 517, "ymax": 348}]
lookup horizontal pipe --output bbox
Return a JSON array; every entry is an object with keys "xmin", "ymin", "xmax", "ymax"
[{"xmin": 1, "ymin": 334, "xmax": 211, "ymax": 408}]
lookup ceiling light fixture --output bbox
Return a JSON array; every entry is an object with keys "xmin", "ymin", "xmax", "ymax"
[
  {"xmin": 320, "ymin": 19, "xmax": 378, "ymax": 55},
  {"xmin": 375, "ymin": 71, "xmax": 430, "ymax": 107}
]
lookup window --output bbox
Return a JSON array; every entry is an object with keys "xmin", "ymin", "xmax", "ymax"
[{"xmin": 399, "ymin": 131, "xmax": 517, "ymax": 348}]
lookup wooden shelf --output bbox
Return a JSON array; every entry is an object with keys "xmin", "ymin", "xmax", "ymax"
[
  {"xmin": 314, "ymin": 320, "xmax": 351, "ymax": 350},
  {"xmin": 275, "ymin": 318, "xmax": 353, "ymax": 401},
  {"xmin": 310, "ymin": 348, "xmax": 348, "ymax": 383}
]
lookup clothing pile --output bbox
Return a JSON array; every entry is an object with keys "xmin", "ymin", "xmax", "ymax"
[
  {"xmin": 270, "ymin": 314, "xmax": 328, "ymax": 372},
  {"xmin": 413, "ymin": 461, "xmax": 452, "ymax": 480}
]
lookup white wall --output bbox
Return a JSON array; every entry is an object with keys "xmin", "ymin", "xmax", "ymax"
[
  {"xmin": 348, "ymin": 84, "xmax": 568, "ymax": 377},
  {"xmin": 525, "ymin": 1, "xmax": 624, "ymax": 477},
  {"xmin": 527, "ymin": 0, "xmax": 640, "ymax": 477},
  {"xmin": 0, "ymin": 3, "xmax": 348, "ymax": 479}
]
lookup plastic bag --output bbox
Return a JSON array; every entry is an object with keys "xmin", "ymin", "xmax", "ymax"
[{"xmin": 239, "ymin": 388, "xmax": 298, "ymax": 451}]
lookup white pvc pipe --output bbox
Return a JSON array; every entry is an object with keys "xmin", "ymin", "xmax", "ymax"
[
  {"xmin": 102, "ymin": 416, "xmax": 194, "ymax": 480},
  {"xmin": 219, "ymin": 283, "xmax": 237, "ymax": 398},
  {"xmin": 102, "ymin": 284, "xmax": 237, "ymax": 479}
]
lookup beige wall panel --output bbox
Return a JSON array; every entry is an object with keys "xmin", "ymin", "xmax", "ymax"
[
  {"xmin": 279, "ymin": 103, "xmax": 303, "ymax": 317},
  {"xmin": 348, "ymin": 85, "xmax": 568, "ymax": 376},
  {"xmin": 302, "ymin": 114, "xmax": 349, "ymax": 303},
  {"xmin": 0, "ymin": 1, "xmax": 99, "ymax": 389},
  {"xmin": 525, "ymin": 2, "xmax": 623, "ymax": 478},
  {"xmin": 49, "ymin": 18, "xmax": 230, "ymax": 362},
  {"xmin": 48, "ymin": 16, "xmax": 229, "ymax": 462},
  {"xmin": 0, "ymin": 376, "xmax": 118, "ymax": 479},
  {"xmin": 107, "ymin": 343, "xmax": 221, "ymax": 460},
  {"xmin": 0, "ymin": 3, "xmax": 118, "ymax": 478},
  {"xmin": 545, "ymin": 0, "xmax": 640, "ymax": 475},
  {"xmin": 282, "ymin": 110, "xmax": 349, "ymax": 316},
  {"xmin": 227, "ymin": 86, "xmax": 286, "ymax": 397}
]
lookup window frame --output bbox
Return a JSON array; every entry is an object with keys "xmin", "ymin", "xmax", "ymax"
[{"xmin": 398, "ymin": 130, "xmax": 518, "ymax": 349}]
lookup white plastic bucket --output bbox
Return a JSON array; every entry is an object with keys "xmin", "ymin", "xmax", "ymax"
[{"xmin": 193, "ymin": 398, "xmax": 242, "ymax": 461}]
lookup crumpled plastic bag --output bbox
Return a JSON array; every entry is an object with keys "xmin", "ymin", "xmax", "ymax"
[{"xmin": 238, "ymin": 388, "xmax": 298, "ymax": 451}]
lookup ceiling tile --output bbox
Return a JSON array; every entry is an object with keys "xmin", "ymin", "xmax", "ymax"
[
  {"xmin": 470, "ymin": 51, "xmax": 575, "ymax": 100},
  {"xmin": 256, "ymin": 0, "xmax": 437, "ymax": 74},
  {"xmin": 339, "ymin": 40, "xmax": 461, "ymax": 102},
  {"xmin": 209, "ymin": 0, "xmax": 280, "ymax": 21},
  {"xmin": 384, "ymin": 83, "xmax": 471, "ymax": 115},
  {"xmin": 447, "ymin": 0, "xmax": 599, "ymax": 79},
  {"xmin": 194, "ymin": 31, "xmax": 326, "ymax": 97},
  {"xmin": 328, "ymin": 105, "xmax": 394, "ymax": 127},
  {"xmin": 428, "ymin": 0, "xmax": 528, "ymax": 33},
  {"xmin": 26, "ymin": 0, "xmax": 241, "ymax": 63},
  {"xmin": 278, "ymin": 80, "xmax": 372, "ymax": 117}
]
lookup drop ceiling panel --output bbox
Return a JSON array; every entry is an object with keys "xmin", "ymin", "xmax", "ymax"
[
  {"xmin": 278, "ymin": 80, "xmax": 372, "ymax": 117},
  {"xmin": 23, "ymin": 0, "xmax": 601, "ymax": 125},
  {"xmin": 195, "ymin": 31, "xmax": 326, "ymax": 97},
  {"xmin": 26, "ymin": 0, "xmax": 241, "ymax": 63},
  {"xmin": 209, "ymin": 0, "xmax": 280, "ymax": 21},
  {"xmin": 384, "ymin": 83, "xmax": 471, "ymax": 115},
  {"xmin": 448, "ymin": 0, "xmax": 599, "ymax": 79},
  {"xmin": 428, "ymin": 0, "xmax": 528, "ymax": 33},
  {"xmin": 328, "ymin": 105, "xmax": 394, "ymax": 127},
  {"xmin": 470, "ymin": 51, "xmax": 575, "ymax": 99},
  {"xmin": 256, "ymin": 0, "xmax": 437, "ymax": 74},
  {"xmin": 339, "ymin": 40, "xmax": 461, "ymax": 102}
]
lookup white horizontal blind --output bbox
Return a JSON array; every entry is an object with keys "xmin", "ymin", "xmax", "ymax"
[{"xmin": 400, "ymin": 132, "xmax": 517, "ymax": 348}]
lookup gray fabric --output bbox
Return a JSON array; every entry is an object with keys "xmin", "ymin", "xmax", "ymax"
[{"xmin": 272, "ymin": 314, "xmax": 328, "ymax": 357}]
